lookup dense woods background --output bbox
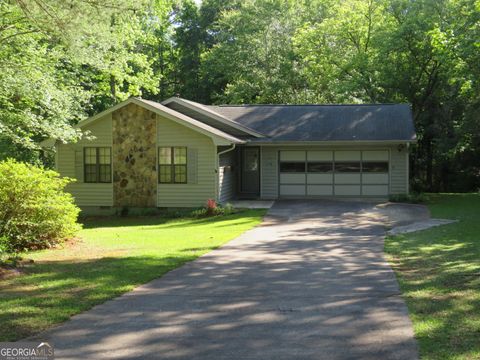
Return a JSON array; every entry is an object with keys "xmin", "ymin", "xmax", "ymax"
[{"xmin": 0, "ymin": 0, "xmax": 479, "ymax": 192}]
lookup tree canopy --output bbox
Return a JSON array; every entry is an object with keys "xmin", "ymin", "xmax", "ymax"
[{"xmin": 0, "ymin": 0, "xmax": 479, "ymax": 191}]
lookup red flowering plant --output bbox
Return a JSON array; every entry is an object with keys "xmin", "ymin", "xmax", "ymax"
[{"xmin": 206, "ymin": 199, "xmax": 217, "ymax": 216}]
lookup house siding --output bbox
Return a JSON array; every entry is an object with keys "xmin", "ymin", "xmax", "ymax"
[
  {"xmin": 259, "ymin": 144, "xmax": 409, "ymax": 199},
  {"xmin": 218, "ymin": 150, "xmax": 236, "ymax": 203},
  {"xmin": 390, "ymin": 147, "xmax": 409, "ymax": 194},
  {"xmin": 157, "ymin": 114, "xmax": 217, "ymax": 207},
  {"xmin": 260, "ymin": 147, "xmax": 279, "ymax": 199},
  {"xmin": 57, "ymin": 111, "xmax": 219, "ymax": 210},
  {"xmin": 56, "ymin": 114, "xmax": 113, "ymax": 206}
]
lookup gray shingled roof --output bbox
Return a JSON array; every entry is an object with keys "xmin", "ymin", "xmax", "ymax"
[{"xmin": 207, "ymin": 104, "xmax": 416, "ymax": 142}]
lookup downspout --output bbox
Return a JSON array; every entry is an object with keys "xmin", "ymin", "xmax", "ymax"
[
  {"xmin": 406, "ymin": 142, "xmax": 410, "ymax": 195},
  {"xmin": 218, "ymin": 144, "xmax": 236, "ymax": 157},
  {"xmin": 216, "ymin": 144, "xmax": 236, "ymax": 203}
]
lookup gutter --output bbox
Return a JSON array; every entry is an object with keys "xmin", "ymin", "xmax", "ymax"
[{"xmin": 248, "ymin": 140, "xmax": 418, "ymax": 146}]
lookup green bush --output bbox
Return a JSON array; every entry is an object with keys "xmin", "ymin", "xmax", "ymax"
[
  {"xmin": 191, "ymin": 202, "xmax": 238, "ymax": 218},
  {"xmin": 389, "ymin": 192, "xmax": 429, "ymax": 204},
  {"xmin": 0, "ymin": 159, "xmax": 81, "ymax": 253}
]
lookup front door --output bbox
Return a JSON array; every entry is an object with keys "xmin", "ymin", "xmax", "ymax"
[{"xmin": 240, "ymin": 147, "xmax": 260, "ymax": 195}]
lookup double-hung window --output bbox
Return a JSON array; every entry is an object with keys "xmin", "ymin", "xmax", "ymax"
[
  {"xmin": 84, "ymin": 147, "xmax": 112, "ymax": 183},
  {"xmin": 158, "ymin": 147, "xmax": 187, "ymax": 184}
]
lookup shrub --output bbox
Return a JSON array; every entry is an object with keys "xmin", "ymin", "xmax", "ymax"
[
  {"xmin": 0, "ymin": 159, "xmax": 81, "ymax": 253},
  {"xmin": 0, "ymin": 236, "xmax": 9, "ymax": 263},
  {"xmin": 223, "ymin": 203, "xmax": 235, "ymax": 215},
  {"xmin": 389, "ymin": 192, "xmax": 429, "ymax": 204},
  {"xmin": 191, "ymin": 208, "xmax": 208, "ymax": 218},
  {"xmin": 206, "ymin": 199, "xmax": 217, "ymax": 216},
  {"xmin": 192, "ymin": 201, "xmax": 238, "ymax": 218}
]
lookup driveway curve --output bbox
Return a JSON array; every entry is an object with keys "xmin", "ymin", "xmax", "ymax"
[{"xmin": 37, "ymin": 200, "xmax": 422, "ymax": 359}]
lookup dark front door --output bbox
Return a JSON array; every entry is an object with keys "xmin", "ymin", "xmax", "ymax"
[{"xmin": 240, "ymin": 147, "xmax": 260, "ymax": 195}]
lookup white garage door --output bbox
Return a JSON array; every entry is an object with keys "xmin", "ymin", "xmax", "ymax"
[{"xmin": 279, "ymin": 150, "xmax": 389, "ymax": 197}]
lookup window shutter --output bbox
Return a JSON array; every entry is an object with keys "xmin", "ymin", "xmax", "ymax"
[
  {"xmin": 75, "ymin": 149, "xmax": 84, "ymax": 183},
  {"xmin": 187, "ymin": 148, "xmax": 198, "ymax": 184}
]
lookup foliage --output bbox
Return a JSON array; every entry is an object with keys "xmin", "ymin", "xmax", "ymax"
[
  {"xmin": 389, "ymin": 192, "xmax": 429, "ymax": 204},
  {"xmin": 0, "ymin": 159, "xmax": 81, "ymax": 253},
  {"xmin": 385, "ymin": 193, "xmax": 480, "ymax": 359},
  {"xmin": 0, "ymin": 0, "xmax": 172, "ymax": 158},
  {"xmin": 206, "ymin": 198, "xmax": 217, "ymax": 215},
  {"xmin": 0, "ymin": 251, "xmax": 23, "ymax": 268},
  {"xmin": 0, "ymin": 236, "xmax": 9, "ymax": 260},
  {"xmin": 201, "ymin": 0, "xmax": 325, "ymax": 104},
  {"xmin": 191, "ymin": 201, "xmax": 237, "ymax": 218},
  {"xmin": 223, "ymin": 202, "xmax": 235, "ymax": 214},
  {"xmin": 0, "ymin": 209, "xmax": 266, "ymax": 340}
]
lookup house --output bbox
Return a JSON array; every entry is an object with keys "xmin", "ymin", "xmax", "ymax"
[{"xmin": 48, "ymin": 97, "xmax": 416, "ymax": 213}]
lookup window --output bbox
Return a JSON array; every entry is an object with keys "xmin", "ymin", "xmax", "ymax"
[
  {"xmin": 84, "ymin": 147, "xmax": 111, "ymax": 183},
  {"xmin": 280, "ymin": 162, "xmax": 306, "ymax": 173},
  {"xmin": 335, "ymin": 162, "xmax": 361, "ymax": 173},
  {"xmin": 159, "ymin": 147, "xmax": 187, "ymax": 183},
  {"xmin": 307, "ymin": 162, "xmax": 333, "ymax": 173},
  {"xmin": 362, "ymin": 161, "xmax": 389, "ymax": 173},
  {"xmin": 243, "ymin": 149, "xmax": 259, "ymax": 171}
]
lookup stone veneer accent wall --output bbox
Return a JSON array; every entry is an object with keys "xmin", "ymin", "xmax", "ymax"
[{"xmin": 112, "ymin": 103, "xmax": 157, "ymax": 207}]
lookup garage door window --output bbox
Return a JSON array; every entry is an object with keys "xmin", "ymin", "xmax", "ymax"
[
  {"xmin": 280, "ymin": 162, "xmax": 306, "ymax": 172},
  {"xmin": 307, "ymin": 162, "xmax": 333, "ymax": 173},
  {"xmin": 334, "ymin": 162, "xmax": 361, "ymax": 172},
  {"xmin": 362, "ymin": 161, "xmax": 388, "ymax": 173}
]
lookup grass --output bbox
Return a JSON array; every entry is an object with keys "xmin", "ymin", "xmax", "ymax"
[
  {"xmin": 385, "ymin": 193, "xmax": 480, "ymax": 360},
  {"xmin": 0, "ymin": 209, "xmax": 266, "ymax": 341}
]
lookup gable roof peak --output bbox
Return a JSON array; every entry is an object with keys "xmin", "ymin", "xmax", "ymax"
[
  {"xmin": 78, "ymin": 97, "xmax": 244, "ymax": 145},
  {"xmin": 161, "ymin": 96, "xmax": 265, "ymax": 138}
]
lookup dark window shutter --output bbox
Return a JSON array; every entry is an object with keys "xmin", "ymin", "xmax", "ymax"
[
  {"xmin": 75, "ymin": 149, "xmax": 84, "ymax": 183},
  {"xmin": 187, "ymin": 148, "xmax": 198, "ymax": 184}
]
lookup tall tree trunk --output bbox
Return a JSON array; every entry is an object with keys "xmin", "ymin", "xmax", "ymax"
[
  {"xmin": 159, "ymin": 42, "xmax": 166, "ymax": 100},
  {"xmin": 425, "ymin": 137, "xmax": 434, "ymax": 191},
  {"xmin": 410, "ymin": 147, "xmax": 416, "ymax": 191},
  {"xmin": 110, "ymin": 75, "xmax": 116, "ymax": 101}
]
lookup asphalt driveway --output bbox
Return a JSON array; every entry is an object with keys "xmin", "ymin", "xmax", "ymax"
[{"xmin": 36, "ymin": 200, "xmax": 425, "ymax": 359}]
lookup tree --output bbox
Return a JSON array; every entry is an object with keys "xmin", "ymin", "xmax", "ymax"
[
  {"xmin": 201, "ymin": 0, "xmax": 328, "ymax": 104},
  {"xmin": 171, "ymin": 0, "xmax": 204, "ymax": 101},
  {"xmin": 0, "ymin": 1, "xmax": 85, "ymax": 153},
  {"xmin": 0, "ymin": 0, "xmax": 167, "ymax": 160},
  {"xmin": 295, "ymin": 0, "xmax": 398, "ymax": 103}
]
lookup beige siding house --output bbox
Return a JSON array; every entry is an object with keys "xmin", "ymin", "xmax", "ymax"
[{"xmin": 47, "ymin": 97, "xmax": 416, "ymax": 214}]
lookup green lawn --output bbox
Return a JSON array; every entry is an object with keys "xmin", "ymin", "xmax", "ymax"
[
  {"xmin": 0, "ymin": 209, "xmax": 266, "ymax": 341},
  {"xmin": 385, "ymin": 193, "xmax": 480, "ymax": 360}
]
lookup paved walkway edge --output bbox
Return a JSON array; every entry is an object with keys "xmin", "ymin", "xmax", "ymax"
[{"xmin": 387, "ymin": 218, "xmax": 458, "ymax": 235}]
